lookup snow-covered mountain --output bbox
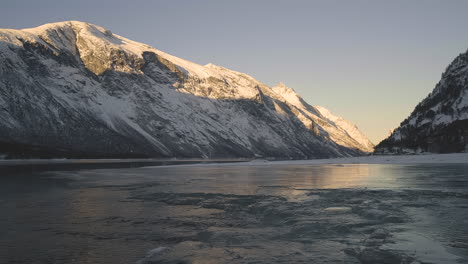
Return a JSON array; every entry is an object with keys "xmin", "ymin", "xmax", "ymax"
[
  {"xmin": 271, "ymin": 83, "xmax": 374, "ymax": 152},
  {"xmin": 314, "ymin": 106, "xmax": 374, "ymax": 152},
  {"xmin": 375, "ymin": 48, "xmax": 468, "ymax": 154},
  {"xmin": 0, "ymin": 21, "xmax": 373, "ymax": 158}
]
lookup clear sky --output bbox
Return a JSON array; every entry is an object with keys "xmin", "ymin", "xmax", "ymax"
[{"xmin": 2, "ymin": 0, "xmax": 468, "ymax": 144}]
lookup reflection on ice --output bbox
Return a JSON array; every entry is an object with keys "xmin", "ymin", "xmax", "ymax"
[{"xmin": 324, "ymin": 206, "xmax": 352, "ymax": 212}]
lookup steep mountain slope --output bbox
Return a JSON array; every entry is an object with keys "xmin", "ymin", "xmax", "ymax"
[
  {"xmin": 375, "ymin": 49, "xmax": 468, "ymax": 154},
  {"xmin": 314, "ymin": 106, "xmax": 374, "ymax": 152},
  {"xmin": 271, "ymin": 83, "xmax": 374, "ymax": 152},
  {"xmin": 0, "ymin": 21, "xmax": 372, "ymax": 159}
]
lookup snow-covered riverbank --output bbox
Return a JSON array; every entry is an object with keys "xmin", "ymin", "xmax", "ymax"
[
  {"xmin": 140, "ymin": 153, "xmax": 467, "ymax": 170},
  {"xmin": 271, "ymin": 153, "xmax": 468, "ymax": 165},
  {"xmin": 0, "ymin": 153, "xmax": 465, "ymax": 170}
]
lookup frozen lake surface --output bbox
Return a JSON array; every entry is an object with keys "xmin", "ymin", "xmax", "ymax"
[{"xmin": 1, "ymin": 160, "xmax": 468, "ymax": 263}]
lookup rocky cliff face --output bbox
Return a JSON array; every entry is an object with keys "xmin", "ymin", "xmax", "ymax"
[
  {"xmin": 375, "ymin": 49, "xmax": 468, "ymax": 154},
  {"xmin": 0, "ymin": 21, "xmax": 372, "ymax": 159}
]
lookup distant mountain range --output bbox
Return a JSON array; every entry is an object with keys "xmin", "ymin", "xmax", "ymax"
[
  {"xmin": 375, "ymin": 48, "xmax": 468, "ymax": 154},
  {"xmin": 0, "ymin": 21, "xmax": 373, "ymax": 159}
]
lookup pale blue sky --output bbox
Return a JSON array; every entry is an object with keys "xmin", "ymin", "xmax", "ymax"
[{"xmin": 2, "ymin": 0, "xmax": 468, "ymax": 143}]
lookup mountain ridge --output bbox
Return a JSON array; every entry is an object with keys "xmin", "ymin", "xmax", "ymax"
[{"xmin": 0, "ymin": 21, "xmax": 373, "ymax": 159}]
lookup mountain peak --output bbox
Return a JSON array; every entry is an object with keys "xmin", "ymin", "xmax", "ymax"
[
  {"xmin": 272, "ymin": 82, "xmax": 302, "ymax": 105},
  {"xmin": 274, "ymin": 82, "xmax": 293, "ymax": 90},
  {"xmin": 21, "ymin": 20, "xmax": 101, "ymax": 34},
  {"xmin": 276, "ymin": 82, "xmax": 287, "ymax": 87}
]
